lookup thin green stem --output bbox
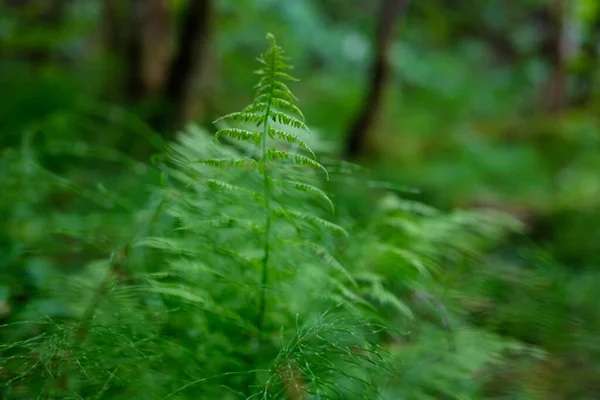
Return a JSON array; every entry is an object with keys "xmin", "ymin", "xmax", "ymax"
[{"xmin": 256, "ymin": 50, "xmax": 276, "ymax": 336}]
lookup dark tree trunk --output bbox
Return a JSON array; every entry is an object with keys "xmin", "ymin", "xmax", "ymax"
[
  {"xmin": 101, "ymin": 0, "xmax": 213, "ymax": 135},
  {"xmin": 141, "ymin": 0, "xmax": 172, "ymax": 95},
  {"xmin": 344, "ymin": 0, "xmax": 411, "ymax": 159},
  {"xmin": 102, "ymin": 0, "xmax": 144, "ymax": 102},
  {"xmin": 124, "ymin": 0, "xmax": 146, "ymax": 103},
  {"xmin": 160, "ymin": 0, "xmax": 213, "ymax": 133}
]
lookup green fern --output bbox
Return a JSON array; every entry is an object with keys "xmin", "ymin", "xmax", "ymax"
[
  {"xmin": 186, "ymin": 33, "xmax": 344, "ymax": 336},
  {"xmin": 139, "ymin": 34, "xmax": 384, "ymax": 398}
]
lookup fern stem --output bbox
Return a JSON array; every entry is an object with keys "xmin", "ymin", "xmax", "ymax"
[{"xmin": 256, "ymin": 48, "xmax": 276, "ymax": 336}]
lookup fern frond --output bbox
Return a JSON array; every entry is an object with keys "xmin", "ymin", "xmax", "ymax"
[
  {"xmin": 377, "ymin": 194, "xmax": 440, "ymax": 217},
  {"xmin": 213, "ymin": 112, "xmax": 265, "ymax": 126},
  {"xmin": 135, "ymin": 238, "xmax": 260, "ymax": 272},
  {"xmin": 300, "ymin": 241, "xmax": 356, "ymax": 286},
  {"xmin": 176, "ymin": 216, "xmax": 262, "ymax": 233},
  {"xmin": 201, "ymin": 179, "xmax": 264, "ymax": 201},
  {"xmin": 269, "ymin": 111, "xmax": 308, "ymax": 131},
  {"xmin": 275, "ymin": 179, "xmax": 334, "ymax": 212},
  {"xmin": 272, "ymin": 71, "xmax": 299, "ymax": 82},
  {"xmin": 256, "ymin": 55, "xmax": 292, "ymax": 69},
  {"xmin": 246, "ymin": 100, "xmax": 305, "ymax": 122},
  {"xmin": 376, "ymin": 243, "xmax": 431, "ymax": 278},
  {"xmin": 242, "ymin": 102, "xmax": 268, "ymax": 114},
  {"xmin": 256, "ymin": 89, "xmax": 297, "ymax": 104},
  {"xmin": 190, "ymin": 158, "xmax": 257, "ymax": 169},
  {"xmin": 271, "ymin": 98, "xmax": 305, "ymax": 121},
  {"xmin": 254, "ymin": 81, "xmax": 297, "ymax": 100},
  {"xmin": 370, "ymin": 280, "xmax": 414, "ymax": 319},
  {"xmin": 267, "ymin": 150, "xmax": 329, "ymax": 179},
  {"xmin": 214, "ymin": 128, "xmax": 262, "ymax": 144},
  {"xmin": 333, "ymin": 281, "xmax": 378, "ymax": 311},
  {"xmin": 275, "ymin": 208, "xmax": 348, "ymax": 237},
  {"xmin": 174, "ymin": 216, "xmax": 243, "ymax": 230},
  {"xmin": 134, "ymin": 237, "xmax": 187, "ymax": 251},
  {"xmin": 255, "ymin": 57, "xmax": 292, "ymax": 71},
  {"xmin": 268, "ymin": 128, "xmax": 315, "ymax": 158}
]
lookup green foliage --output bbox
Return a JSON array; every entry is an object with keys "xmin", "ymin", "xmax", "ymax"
[
  {"xmin": 137, "ymin": 35, "xmax": 396, "ymax": 397},
  {"xmin": 3, "ymin": 3, "xmax": 600, "ymax": 395},
  {"xmin": 1, "ymin": 34, "xmax": 398, "ymax": 400}
]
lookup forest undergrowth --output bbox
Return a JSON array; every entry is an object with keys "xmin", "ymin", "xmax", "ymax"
[{"xmin": 0, "ymin": 34, "xmax": 573, "ymax": 400}]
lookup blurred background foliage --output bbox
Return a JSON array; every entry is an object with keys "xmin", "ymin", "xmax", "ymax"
[{"xmin": 1, "ymin": 0, "xmax": 600, "ymax": 398}]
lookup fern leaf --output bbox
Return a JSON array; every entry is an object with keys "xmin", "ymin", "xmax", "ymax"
[
  {"xmin": 302, "ymin": 242, "xmax": 356, "ymax": 286},
  {"xmin": 269, "ymin": 111, "xmax": 308, "ymax": 131},
  {"xmin": 256, "ymin": 52, "xmax": 293, "ymax": 67},
  {"xmin": 201, "ymin": 179, "xmax": 264, "ymax": 201},
  {"xmin": 275, "ymin": 209, "xmax": 348, "ymax": 237},
  {"xmin": 291, "ymin": 155, "xmax": 328, "ymax": 180},
  {"xmin": 177, "ymin": 216, "xmax": 236, "ymax": 229},
  {"xmin": 267, "ymin": 150, "xmax": 329, "ymax": 180},
  {"xmin": 190, "ymin": 158, "xmax": 257, "ymax": 169},
  {"xmin": 293, "ymin": 154, "xmax": 329, "ymax": 180},
  {"xmin": 377, "ymin": 243, "xmax": 431, "ymax": 278},
  {"xmin": 379, "ymin": 196, "xmax": 440, "ymax": 217},
  {"xmin": 270, "ymin": 98, "xmax": 305, "ymax": 121},
  {"xmin": 268, "ymin": 129, "xmax": 315, "ymax": 159},
  {"xmin": 214, "ymin": 112, "xmax": 265, "ymax": 126},
  {"xmin": 255, "ymin": 81, "xmax": 297, "ymax": 100},
  {"xmin": 276, "ymin": 179, "xmax": 334, "ymax": 212},
  {"xmin": 371, "ymin": 281, "xmax": 414, "ymax": 319},
  {"xmin": 215, "ymin": 128, "xmax": 262, "ymax": 144},
  {"xmin": 333, "ymin": 281, "xmax": 377, "ymax": 311},
  {"xmin": 273, "ymin": 71, "xmax": 299, "ymax": 82},
  {"xmin": 256, "ymin": 89, "xmax": 297, "ymax": 104},
  {"xmin": 242, "ymin": 102, "xmax": 269, "ymax": 114},
  {"xmin": 247, "ymin": 100, "xmax": 304, "ymax": 122},
  {"xmin": 176, "ymin": 216, "xmax": 262, "ymax": 233}
]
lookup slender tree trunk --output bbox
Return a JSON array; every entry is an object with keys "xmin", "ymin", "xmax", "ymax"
[
  {"xmin": 124, "ymin": 0, "xmax": 146, "ymax": 103},
  {"xmin": 102, "ymin": 0, "xmax": 144, "ymax": 102},
  {"xmin": 160, "ymin": 0, "xmax": 213, "ymax": 132},
  {"xmin": 101, "ymin": 0, "xmax": 213, "ymax": 135},
  {"xmin": 344, "ymin": 0, "xmax": 411, "ymax": 159},
  {"xmin": 141, "ymin": 0, "xmax": 172, "ymax": 95},
  {"xmin": 104, "ymin": 0, "xmax": 171, "ymax": 101}
]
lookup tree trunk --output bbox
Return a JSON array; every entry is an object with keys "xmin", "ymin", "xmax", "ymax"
[
  {"xmin": 101, "ymin": 0, "xmax": 213, "ymax": 135},
  {"xmin": 102, "ymin": 0, "xmax": 144, "ymax": 102},
  {"xmin": 161, "ymin": 0, "xmax": 213, "ymax": 133},
  {"xmin": 141, "ymin": 0, "xmax": 172, "ymax": 96},
  {"xmin": 344, "ymin": 0, "xmax": 411, "ymax": 159}
]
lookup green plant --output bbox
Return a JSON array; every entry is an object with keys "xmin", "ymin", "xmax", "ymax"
[
  {"xmin": 0, "ymin": 33, "xmax": 399, "ymax": 400},
  {"xmin": 139, "ymin": 33, "xmax": 398, "ymax": 398},
  {"xmin": 1, "ymin": 32, "xmax": 552, "ymax": 400}
]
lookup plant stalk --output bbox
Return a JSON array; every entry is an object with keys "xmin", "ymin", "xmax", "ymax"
[{"xmin": 256, "ymin": 49, "xmax": 276, "ymax": 336}]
